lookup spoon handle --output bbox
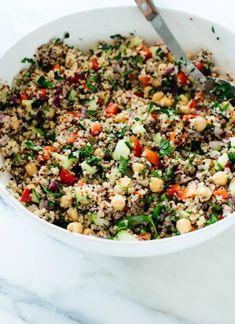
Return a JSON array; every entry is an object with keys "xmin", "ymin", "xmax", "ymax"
[
  {"xmin": 135, "ymin": 0, "xmax": 207, "ymax": 84},
  {"xmin": 135, "ymin": 0, "xmax": 158, "ymax": 20}
]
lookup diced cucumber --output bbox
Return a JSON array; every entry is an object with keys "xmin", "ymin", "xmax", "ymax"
[
  {"xmin": 22, "ymin": 100, "xmax": 33, "ymax": 110},
  {"xmin": 31, "ymin": 190, "xmax": 41, "ymax": 204},
  {"xmin": 75, "ymin": 187, "xmax": 90, "ymax": 205},
  {"xmin": 230, "ymin": 137, "xmax": 235, "ymax": 147},
  {"xmin": 132, "ymin": 122, "xmax": 146, "ymax": 135},
  {"xmin": 153, "ymin": 133, "xmax": 162, "ymax": 145},
  {"xmin": 218, "ymin": 153, "xmax": 229, "ymax": 168},
  {"xmin": 113, "ymin": 139, "xmax": 130, "ymax": 160},
  {"xmin": 53, "ymin": 153, "xmax": 77, "ymax": 169},
  {"xmin": 177, "ymin": 210, "xmax": 190, "ymax": 218},
  {"xmin": 89, "ymin": 213, "xmax": 109, "ymax": 227},
  {"xmin": 68, "ymin": 89, "xmax": 77, "ymax": 101},
  {"xmin": 80, "ymin": 161, "xmax": 97, "ymax": 175},
  {"xmin": 85, "ymin": 96, "xmax": 98, "ymax": 110},
  {"xmin": 115, "ymin": 230, "xmax": 138, "ymax": 241},
  {"xmin": 229, "ymin": 178, "xmax": 235, "ymax": 197},
  {"xmin": 128, "ymin": 36, "xmax": 143, "ymax": 48}
]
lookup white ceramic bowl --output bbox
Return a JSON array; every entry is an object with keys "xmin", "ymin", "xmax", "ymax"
[{"xmin": 0, "ymin": 6, "xmax": 235, "ymax": 257}]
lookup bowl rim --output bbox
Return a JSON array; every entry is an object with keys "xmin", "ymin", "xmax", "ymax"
[{"xmin": 1, "ymin": 4, "xmax": 235, "ymax": 253}]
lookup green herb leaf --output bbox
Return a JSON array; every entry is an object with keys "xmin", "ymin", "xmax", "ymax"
[
  {"xmin": 37, "ymin": 76, "xmax": 53, "ymax": 88},
  {"xmin": 118, "ymin": 156, "xmax": 129, "ymax": 175},
  {"xmin": 228, "ymin": 153, "xmax": 235, "ymax": 162},
  {"xmin": 159, "ymin": 139, "xmax": 174, "ymax": 157},
  {"xmin": 24, "ymin": 141, "xmax": 42, "ymax": 151},
  {"xmin": 211, "ymin": 26, "xmax": 215, "ymax": 33},
  {"xmin": 147, "ymin": 101, "xmax": 154, "ymax": 113},
  {"xmin": 21, "ymin": 57, "xmax": 34, "ymax": 64}
]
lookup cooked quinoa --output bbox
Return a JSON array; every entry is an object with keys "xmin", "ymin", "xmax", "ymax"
[{"xmin": 0, "ymin": 33, "xmax": 235, "ymax": 241}]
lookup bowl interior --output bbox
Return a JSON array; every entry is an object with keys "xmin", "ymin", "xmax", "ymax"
[{"xmin": 0, "ymin": 6, "xmax": 234, "ymax": 256}]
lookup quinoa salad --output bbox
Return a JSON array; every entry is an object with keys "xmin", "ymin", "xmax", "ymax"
[{"xmin": 0, "ymin": 33, "xmax": 235, "ymax": 241}]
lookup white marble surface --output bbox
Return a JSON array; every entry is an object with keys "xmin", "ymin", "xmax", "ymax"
[{"xmin": 1, "ymin": 1, "xmax": 235, "ymax": 323}]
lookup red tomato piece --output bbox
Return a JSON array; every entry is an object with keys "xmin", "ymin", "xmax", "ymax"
[
  {"xmin": 20, "ymin": 188, "xmax": 31, "ymax": 203},
  {"xmin": 36, "ymin": 88, "xmax": 47, "ymax": 98},
  {"xmin": 105, "ymin": 103, "xmax": 118, "ymax": 115},
  {"xmin": 196, "ymin": 62, "xmax": 204, "ymax": 71},
  {"xmin": 91, "ymin": 57, "xmax": 99, "ymax": 72},
  {"xmin": 144, "ymin": 148, "xmax": 160, "ymax": 167},
  {"xmin": 183, "ymin": 114, "xmax": 198, "ymax": 123},
  {"xmin": 139, "ymin": 75, "xmax": 150, "ymax": 86},
  {"xmin": 20, "ymin": 93, "xmax": 28, "ymax": 101},
  {"xmin": 167, "ymin": 184, "xmax": 182, "ymax": 198},
  {"xmin": 90, "ymin": 122, "xmax": 102, "ymax": 136},
  {"xmin": 60, "ymin": 169, "xmax": 77, "ymax": 186},
  {"xmin": 177, "ymin": 71, "xmax": 188, "ymax": 86},
  {"xmin": 133, "ymin": 137, "xmax": 143, "ymax": 157}
]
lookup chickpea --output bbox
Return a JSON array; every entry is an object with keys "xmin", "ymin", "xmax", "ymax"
[
  {"xmin": 160, "ymin": 96, "xmax": 173, "ymax": 108},
  {"xmin": 11, "ymin": 116, "xmax": 20, "ymax": 130},
  {"xmin": 47, "ymin": 107, "xmax": 55, "ymax": 119},
  {"xmin": 150, "ymin": 77, "xmax": 162, "ymax": 88},
  {"xmin": 152, "ymin": 91, "xmax": 164, "ymax": 104},
  {"xmin": 196, "ymin": 186, "xmax": 212, "ymax": 201},
  {"xmin": 60, "ymin": 194, "xmax": 72, "ymax": 208},
  {"xmin": 143, "ymin": 86, "xmax": 152, "ymax": 98},
  {"xmin": 83, "ymin": 228, "xmax": 94, "ymax": 235},
  {"xmin": 176, "ymin": 218, "xmax": 192, "ymax": 234},
  {"xmin": 67, "ymin": 207, "xmax": 79, "ymax": 222},
  {"xmin": 212, "ymin": 171, "xmax": 228, "ymax": 186},
  {"xmin": 117, "ymin": 177, "xmax": 131, "ymax": 188},
  {"xmin": 67, "ymin": 222, "xmax": 83, "ymax": 233},
  {"xmin": 25, "ymin": 162, "xmax": 37, "ymax": 177},
  {"xmin": 132, "ymin": 163, "xmax": 145, "ymax": 175},
  {"xmin": 190, "ymin": 116, "xmax": 207, "ymax": 132},
  {"xmin": 149, "ymin": 177, "xmax": 164, "ymax": 193},
  {"xmin": 111, "ymin": 195, "xmax": 126, "ymax": 210},
  {"xmin": 94, "ymin": 148, "xmax": 104, "ymax": 158},
  {"xmin": 115, "ymin": 111, "xmax": 129, "ymax": 123},
  {"xmin": 157, "ymin": 63, "xmax": 167, "ymax": 75},
  {"xmin": 179, "ymin": 94, "xmax": 189, "ymax": 105},
  {"xmin": 231, "ymin": 112, "xmax": 235, "ymax": 123},
  {"xmin": 179, "ymin": 104, "xmax": 194, "ymax": 114}
]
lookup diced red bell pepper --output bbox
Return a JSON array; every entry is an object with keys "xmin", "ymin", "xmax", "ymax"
[
  {"xmin": 105, "ymin": 103, "xmax": 118, "ymax": 115},
  {"xmin": 60, "ymin": 169, "xmax": 77, "ymax": 186},
  {"xmin": 133, "ymin": 137, "xmax": 143, "ymax": 157},
  {"xmin": 177, "ymin": 71, "xmax": 188, "ymax": 86},
  {"xmin": 20, "ymin": 188, "xmax": 31, "ymax": 203},
  {"xmin": 91, "ymin": 57, "xmax": 99, "ymax": 72}
]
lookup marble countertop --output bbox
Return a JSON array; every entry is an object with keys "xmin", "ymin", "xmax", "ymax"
[{"xmin": 1, "ymin": 1, "xmax": 235, "ymax": 323}]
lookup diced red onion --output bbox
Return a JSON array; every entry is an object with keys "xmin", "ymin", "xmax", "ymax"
[
  {"xmin": 0, "ymin": 113, "xmax": 6, "ymax": 123},
  {"xmin": 48, "ymin": 181, "xmax": 58, "ymax": 192},
  {"xmin": 52, "ymin": 95, "xmax": 60, "ymax": 107},
  {"xmin": 0, "ymin": 135, "xmax": 8, "ymax": 146},
  {"xmin": 165, "ymin": 67, "xmax": 175, "ymax": 74}
]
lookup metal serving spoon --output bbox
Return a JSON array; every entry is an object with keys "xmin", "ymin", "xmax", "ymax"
[{"xmin": 135, "ymin": 0, "xmax": 235, "ymax": 98}]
